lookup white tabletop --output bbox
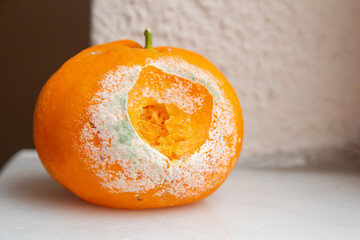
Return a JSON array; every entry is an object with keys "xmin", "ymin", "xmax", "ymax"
[{"xmin": 1, "ymin": 150, "xmax": 360, "ymax": 240}]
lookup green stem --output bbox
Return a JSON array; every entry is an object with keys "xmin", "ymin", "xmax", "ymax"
[{"xmin": 144, "ymin": 27, "xmax": 153, "ymax": 50}]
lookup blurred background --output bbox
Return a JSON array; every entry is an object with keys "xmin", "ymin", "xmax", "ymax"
[
  {"xmin": 1, "ymin": 0, "xmax": 360, "ymax": 170},
  {"xmin": 0, "ymin": 0, "xmax": 90, "ymax": 169}
]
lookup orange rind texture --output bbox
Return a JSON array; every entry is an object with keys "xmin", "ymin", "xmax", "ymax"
[{"xmin": 33, "ymin": 40, "xmax": 243, "ymax": 209}]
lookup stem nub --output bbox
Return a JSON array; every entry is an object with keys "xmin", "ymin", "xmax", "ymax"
[{"xmin": 144, "ymin": 27, "xmax": 153, "ymax": 50}]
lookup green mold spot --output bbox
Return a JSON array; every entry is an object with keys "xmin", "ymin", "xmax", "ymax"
[{"xmin": 113, "ymin": 120, "xmax": 135, "ymax": 143}]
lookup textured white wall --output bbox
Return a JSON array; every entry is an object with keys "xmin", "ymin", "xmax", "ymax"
[{"xmin": 91, "ymin": 0, "xmax": 360, "ymax": 165}]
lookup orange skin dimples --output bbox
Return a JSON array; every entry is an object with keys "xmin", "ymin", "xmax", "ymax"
[{"xmin": 33, "ymin": 29, "xmax": 243, "ymax": 209}]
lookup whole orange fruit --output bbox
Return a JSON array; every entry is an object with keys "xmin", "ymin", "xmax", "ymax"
[{"xmin": 33, "ymin": 28, "xmax": 243, "ymax": 209}]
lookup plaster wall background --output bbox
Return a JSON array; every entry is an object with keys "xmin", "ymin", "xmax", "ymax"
[{"xmin": 91, "ymin": 0, "xmax": 360, "ymax": 166}]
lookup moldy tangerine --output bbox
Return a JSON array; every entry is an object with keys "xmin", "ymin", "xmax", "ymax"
[{"xmin": 33, "ymin": 28, "xmax": 244, "ymax": 209}]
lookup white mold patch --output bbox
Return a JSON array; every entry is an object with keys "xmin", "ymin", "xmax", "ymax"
[{"xmin": 80, "ymin": 57, "xmax": 240, "ymax": 199}]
